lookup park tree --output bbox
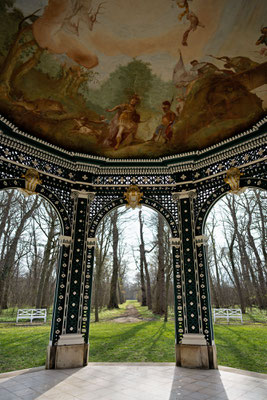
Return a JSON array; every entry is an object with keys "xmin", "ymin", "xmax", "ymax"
[
  {"xmin": 0, "ymin": 189, "xmax": 61, "ymax": 311},
  {"xmin": 153, "ymin": 213, "xmax": 166, "ymax": 315},
  {"xmin": 94, "ymin": 217, "xmax": 112, "ymax": 321},
  {"xmin": 205, "ymin": 188, "xmax": 267, "ymax": 311}
]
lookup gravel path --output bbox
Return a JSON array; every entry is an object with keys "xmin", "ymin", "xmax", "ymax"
[{"xmin": 112, "ymin": 304, "xmax": 143, "ymax": 323}]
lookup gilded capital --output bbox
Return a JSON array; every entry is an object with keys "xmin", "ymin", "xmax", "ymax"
[
  {"xmin": 195, "ymin": 235, "xmax": 209, "ymax": 247},
  {"xmin": 172, "ymin": 190, "xmax": 197, "ymax": 201},
  {"xmin": 59, "ymin": 235, "xmax": 72, "ymax": 247},
  {"xmin": 71, "ymin": 190, "xmax": 95, "ymax": 201}
]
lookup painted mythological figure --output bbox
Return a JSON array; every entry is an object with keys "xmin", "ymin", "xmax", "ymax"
[
  {"xmin": 256, "ymin": 26, "xmax": 267, "ymax": 46},
  {"xmin": 256, "ymin": 26, "xmax": 267, "ymax": 56},
  {"xmin": 105, "ymin": 94, "xmax": 141, "ymax": 150},
  {"xmin": 151, "ymin": 101, "xmax": 176, "ymax": 143}
]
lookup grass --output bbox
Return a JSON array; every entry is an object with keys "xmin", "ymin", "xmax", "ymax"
[
  {"xmin": 89, "ymin": 321, "xmax": 175, "ymax": 363},
  {"xmin": 214, "ymin": 324, "xmax": 267, "ymax": 374},
  {"xmin": 90, "ymin": 303, "xmax": 128, "ymax": 321},
  {"xmin": 0, "ymin": 301, "xmax": 266, "ymax": 374},
  {"xmin": 0, "ymin": 324, "xmax": 50, "ymax": 373}
]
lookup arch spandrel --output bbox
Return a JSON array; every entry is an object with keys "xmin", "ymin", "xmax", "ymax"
[
  {"xmin": 195, "ymin": 177, "xmax": 267, "ymax": 236},
  {"xmin": 0, "ymin": 178, "xmax": 71, "ymax": 235},
  {"xmin": 88, "ymin": 195, "xmax": 179, "ymax": 239}
]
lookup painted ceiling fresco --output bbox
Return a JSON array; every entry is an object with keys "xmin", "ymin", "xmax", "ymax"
[{"xmin": 0, "ymin": 0, "xmax": 266, "ymax": 159}]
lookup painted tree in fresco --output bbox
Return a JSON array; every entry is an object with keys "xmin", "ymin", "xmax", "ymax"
[
  {"xmin": 89, "ymin": 59, "xmax": 155, "ymax": 111},
  {"xmin": 0, "ymin": 3, "xmax": 44, "ymax": 95}
]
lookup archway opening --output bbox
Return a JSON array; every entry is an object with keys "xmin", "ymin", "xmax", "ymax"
[
  {"xmin": 0, "ymin": 188, "xmax": 62, "ymax": 373},
  {"xmin": 89, "ymin": 204, "xmax": 176, "ymax": 362},
  {"xmin": 204, "ymin": 187, "xmax": 267, "ymax": 373}
]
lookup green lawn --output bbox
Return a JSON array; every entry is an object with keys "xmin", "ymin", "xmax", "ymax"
[
  {"xmin": 0, "ymin": 301, "xmax": 266, "ymax": 374},
  {"xmin": 214, "ymin": 324, "xmax": 267, "ymax": 373}
]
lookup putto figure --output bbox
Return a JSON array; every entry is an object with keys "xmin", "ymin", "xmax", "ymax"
[{"xmin": 152, "ymin": 101, "xmax": 176, "ymax": 143}]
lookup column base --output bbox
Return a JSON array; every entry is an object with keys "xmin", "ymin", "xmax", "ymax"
[
  {"xmin": 46, "ymin": 334, "xmax": 89, "ymax": 369},
  {"xmin": 175, "ymin": 335, "xmax": 217, "ymax": 369}
]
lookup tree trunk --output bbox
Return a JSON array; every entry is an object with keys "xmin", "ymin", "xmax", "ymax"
[
  {"xmin": 139, "ymin": 253, "xmax": 147, "ymax": 306},
  {"xmin": 12, "ymin": 46, "xmax": 43, "ymax": 89},
  {"xmin": 94, "ymin": 218, "xmax": 111, "ymax": 320},
  {"xmin": 108, "ymin": 210, "xmax": 119, "ymax": 309},
  {"xmin": 164, "ymin": 272, "xmax": 170, "ymax": 322},
  {"xmin": 255, "ymin": 191, "xmax": 267, "ymax": 269},
  {"xmin": 0, "ymin": 24, "xmax": 32, "ymax": 93},
  {"xmin": 226, "ymin": 197, "xmax": 246, "ymax": 313},
  {"xmin": 0, "ymin": 190, "xmax": 13, "ymax": 242},
  {"xmin": 244, "ymin": 194, "xmax": 267, "ymax": 308},
  {"xmin": 0, "ymin": 196, "xmax": 39, "ymax": 309},
  {"xmin": 154, "ymin": 214, "xmax": 166, "ymax": 315},
  {"xmin": 139, "ymin": 211, "xmax": 151, "ymax": 307},
  {"xmin": 36, "ymin": 216, "xmax": 56, "ymax": 308}
]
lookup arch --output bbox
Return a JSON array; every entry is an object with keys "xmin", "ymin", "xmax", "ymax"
[
  {"xmin": 88, "ymin": 195, "xmax": 179, "ymax": 238},
  {"xmin": 195, "ymin": 177, "xmax": 267, "ymax": 237},
  {"xmin": 0, "ymin": 178, "xmax": 71, "ymax": 235}
]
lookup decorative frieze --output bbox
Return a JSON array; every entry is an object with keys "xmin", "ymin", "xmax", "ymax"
[{"xmin": 0, "ymin": 115, "xmax": 265, "ymax": 179}]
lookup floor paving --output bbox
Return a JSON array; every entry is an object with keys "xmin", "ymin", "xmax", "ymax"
[{"xmin": 0, "ymin": 363, "xmax": 266, "ymax": 400}]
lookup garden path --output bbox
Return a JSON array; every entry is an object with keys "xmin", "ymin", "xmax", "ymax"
[{"xmin": 112, "ymin": 303, "xmax": 143, "ymax": 323}]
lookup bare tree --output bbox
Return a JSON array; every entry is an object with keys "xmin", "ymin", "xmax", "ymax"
[
  {"xmin": 205, "ymin": 188, "xmax": 267, "ymax": 311},
  {"xmin": 94, "ymin": 217, "xmax": 112, "ymax": 321},
  {"xmin": 154, "ymin": 213, "xmax": 166, "ymax": 315}
]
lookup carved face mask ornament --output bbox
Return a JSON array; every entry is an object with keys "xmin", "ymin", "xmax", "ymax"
[
  {"xmin": 224, "ymin": 167, "xmax": 245, "ymax": 195},
  {"xmin": 124, "ymin": 185, "xmax": 143, "ymax": 209}
]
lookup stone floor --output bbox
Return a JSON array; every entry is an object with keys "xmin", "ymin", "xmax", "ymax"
[{"xmin": 0, "ymin": 363, "xmax": 266, "ymax": 400}]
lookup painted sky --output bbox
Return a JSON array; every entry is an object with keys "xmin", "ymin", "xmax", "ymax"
[{"xmin": 14, "ymin": 0, "xmax": 267, "ymax": 82}]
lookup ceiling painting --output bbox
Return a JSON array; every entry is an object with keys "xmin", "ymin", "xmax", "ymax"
[{"xmin": 0, "ymin": 0, "xmax": 266, "ymax": 159}]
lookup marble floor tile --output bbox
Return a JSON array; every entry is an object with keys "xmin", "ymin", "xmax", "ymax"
[{"xmin": 0, "ymin": 363, "xmax": 266, "ymax": 400}]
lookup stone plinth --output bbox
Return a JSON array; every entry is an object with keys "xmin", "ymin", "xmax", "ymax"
[
  {"xmin": 46, "ymin": 334, "xmax": 89, "ymax": 369},
  {"xmin": 175, "ymin": 334, "xmax": 217, "ymax": 369}
]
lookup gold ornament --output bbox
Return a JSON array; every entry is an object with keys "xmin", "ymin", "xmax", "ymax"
[
  {"xmin": 124, "ymin": 185, "xmax": 143, "ymax": 209},
  {"xmin": 21, "ymin": 168, "xmax": 42, "ymax": 196},
  {"xmin": 224, "ymin": 167, "xmax": 244, "ymax": 195}
]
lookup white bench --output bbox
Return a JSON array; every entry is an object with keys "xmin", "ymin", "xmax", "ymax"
[
  {"xmin": 213, "ymin": 308, "xmax": 243, "ymax": 324},
  {"xmin": 16, "ymin": 309, "xmax": 47, "ymax": 323}
]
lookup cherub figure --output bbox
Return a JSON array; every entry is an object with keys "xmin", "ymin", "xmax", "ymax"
[
  {"xmin": 176, "ymin": 0, "xmax": 191, "ymax": 20},
  {"xmin": 176, "ymin": 0, "xmax": 205, "ymax": 47},
  {"xmin": 182, "ymin": 11, "xmax": 205, "ymax": 46}
]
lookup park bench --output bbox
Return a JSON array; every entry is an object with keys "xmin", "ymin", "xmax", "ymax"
[
  {"xmin": 16, "ymin": 309, "xmax": 47, "ymax": 323},
  {"xmin": 213, "ymin": 308, "xmax": 243, "ymax": 324}
]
